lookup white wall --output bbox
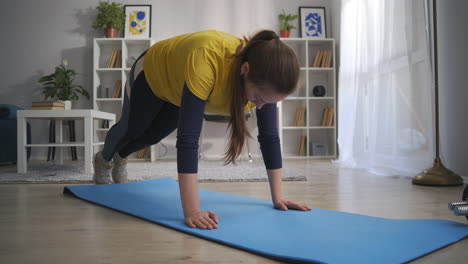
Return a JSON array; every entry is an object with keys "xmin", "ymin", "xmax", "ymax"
[
  {"xmin": 155, "ymin": 0, "xmax": 338, "ymax": 159},
  {"xmin": 1, "ymin": 0, "xmax": 99, "ymax": 160},
  {"xmin": 437, "ymin": 0, "xmax": 468, "ymax": 179},
  {"xmin": 0, "ymin": 0, "xmax": 339, "ymax": 161}
]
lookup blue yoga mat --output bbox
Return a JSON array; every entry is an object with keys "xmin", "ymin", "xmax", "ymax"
[{"xmin": 64, "ymin": 178, "xmax": 468, "ymax": 264}]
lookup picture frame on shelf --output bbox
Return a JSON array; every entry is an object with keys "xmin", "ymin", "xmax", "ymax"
[
  {"xmin": 299, "ymin": 7, "xmax": 327, "ymax": 39},
  {"xmin": 124, "ymin": 5, "xmax": 152, "ymax": 38}
]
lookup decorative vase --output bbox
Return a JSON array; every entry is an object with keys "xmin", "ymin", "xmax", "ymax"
[
  {"xmin": 105, "ymin": 28, "xmax": 118, "ymax": 38},
  {"xmin": 63, "ymin": 100, "xmax": 72, "ymax": 110},
  {"xmin": 279, "ymin": 30, "xmax": 290, "ymax": 38}
]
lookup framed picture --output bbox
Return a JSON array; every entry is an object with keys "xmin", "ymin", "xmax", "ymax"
[
  {"xmin": 299, "ymin": 7, "xmax": 327, "ymax": 39},
  {"xmin": 124, "ymin": 5, "xmax": 152, "ymax": 38}
]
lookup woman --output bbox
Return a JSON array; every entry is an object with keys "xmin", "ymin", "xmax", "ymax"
[{"xmin": 94, "ymin": 29, "xmax": 311, "ymax": 230}]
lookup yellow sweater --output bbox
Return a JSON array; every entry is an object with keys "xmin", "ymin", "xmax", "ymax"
[{"xmin": 143, "ymin": 30, "xmax": 255, "ymax": 116}]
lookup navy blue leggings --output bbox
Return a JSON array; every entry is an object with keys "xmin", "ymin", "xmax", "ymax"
[{"xmin": 101, "ymin": 71, "xmax": 180, "ymax": 161}]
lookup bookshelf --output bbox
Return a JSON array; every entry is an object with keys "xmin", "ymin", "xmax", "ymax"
[
  {"xmin": 93, "ymin": 38, "xmax": 154, "ymax": 161},
  {"xmin": 279, "ymin": 38, "xmax": 337, "ymax": 159}
]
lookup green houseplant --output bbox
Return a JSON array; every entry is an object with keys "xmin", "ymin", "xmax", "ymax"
[
  {"xmin": 92, "ymin": 1, "xmax": 125, "ymax": 38},
  {"xmin": 38, "ymin": 60, "xmax": 90, "ymax": 109},
  {"xmin": 278, "ymin": 10, "xmax": 299, "ymax": 38}
]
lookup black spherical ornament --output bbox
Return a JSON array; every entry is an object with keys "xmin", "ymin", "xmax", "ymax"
[{"xmin": 312, "ymin": 85, "xmax": 326, "ymax": 97}]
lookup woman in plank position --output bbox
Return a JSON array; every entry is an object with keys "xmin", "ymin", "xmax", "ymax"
[{"xmin": 94, "ymin": 29, "xmax": 311, "ymax": 230}]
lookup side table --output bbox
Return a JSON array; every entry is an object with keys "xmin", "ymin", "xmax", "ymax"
[{"xmin": 17, "ymin": 110, "xmax": 115, "ymax": 174}]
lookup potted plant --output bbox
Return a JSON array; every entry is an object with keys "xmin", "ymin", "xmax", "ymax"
[
  {"xmin": 38, "ymin": 60, "xmax": 90, "ymax": 109},
  {"xmin": 278, "ymin": 10, "xmax": 299, "ymax": 38},
  {"xmin": 92, "ymin": 1, "xmax": 125, "ymax": 38}
]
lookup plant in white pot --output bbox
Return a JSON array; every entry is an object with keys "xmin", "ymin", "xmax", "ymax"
[
  {"xmin": 38, "ymin": 60, "xmax": 90, "ymax": 109},
  {"xmin": 92, "ymin": 1, "xmax": 125, "ymax": 38}
]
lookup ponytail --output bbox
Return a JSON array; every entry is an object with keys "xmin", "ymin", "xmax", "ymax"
[{"xmin": 224, "ymin": 30, "xmax": 299, "ymax": 165}]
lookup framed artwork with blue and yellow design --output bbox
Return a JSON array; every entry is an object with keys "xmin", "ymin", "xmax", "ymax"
[
  {"xmin": 299, "ymin": 7, "xmax": 327, "ymax": 39},
  {"xmin": 124, "ymin": 5, "xmax": 152, "ymax": 38}
]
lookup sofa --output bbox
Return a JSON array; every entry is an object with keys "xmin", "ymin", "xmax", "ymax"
[{"xmin": 0, "ymin": 104, "xmax": 31, "ymax": 163}]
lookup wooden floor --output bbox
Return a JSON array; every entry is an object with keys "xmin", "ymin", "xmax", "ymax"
[{"xmin": 0, "ymin": 160, "xmax": 466, "ymax": 264}]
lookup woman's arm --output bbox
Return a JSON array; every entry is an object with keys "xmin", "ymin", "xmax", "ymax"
[
  {"xmin": 178, "ymin": 173, "xmax": 200, "ymax": 216},
  {"xmin": 256, "ymin": 103, "xmax": 283, "ymax": 202},
  {"xmin": 267, "ymin": 168, "xmax": 283, "ymax": 203},
  {"xmin": 256, "ymin": 104, "xmax": 311, "ymax": 211},
  {"xmin": 177, "ymin": 84, "xmax": 218, "ymax": 229}
]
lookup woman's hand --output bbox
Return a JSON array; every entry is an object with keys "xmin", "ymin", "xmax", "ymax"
[
  {"xmin": 273, "ymin": 199, "xmax": 311, "ymax": 211},
  {"xmin": 184, "ymin": 210, "xmax": 219, "ymax": 229}
]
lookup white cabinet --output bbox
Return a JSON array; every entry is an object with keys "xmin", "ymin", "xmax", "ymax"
[
  {"xmin": 279, "ymin": 38, "xmax": 337, "ymax": 159},
  {"xmin": 93, "ymin": 38, "xmax": 154, "ymax": 161}
]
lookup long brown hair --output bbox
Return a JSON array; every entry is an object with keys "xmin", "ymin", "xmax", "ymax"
[{"xmin": 225, "ymin": 29, "xmax": 300, "ymax": 165}]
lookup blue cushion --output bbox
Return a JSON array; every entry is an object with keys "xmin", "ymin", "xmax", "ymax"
[{"xmin": 0, "ymin": 104, "xmax": 23, "ymax": 119}]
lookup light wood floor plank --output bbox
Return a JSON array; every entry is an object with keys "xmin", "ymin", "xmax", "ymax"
[{"xmin": 0, "ymin": 160, "xmax": 466, "ymax": 263}]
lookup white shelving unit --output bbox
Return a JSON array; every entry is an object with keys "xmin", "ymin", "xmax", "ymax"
[
  {"xmin": 93, "ymin": 38, "xmax": 154, "ymax": 161},
  {"xmin": 279, "ymin": 38, "xmax": 337, "ymax": 159}
]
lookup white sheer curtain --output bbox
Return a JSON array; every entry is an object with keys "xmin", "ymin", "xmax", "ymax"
[{"xmin": 337, "ymin": 0, "xmax": 435, "ymax": 176}]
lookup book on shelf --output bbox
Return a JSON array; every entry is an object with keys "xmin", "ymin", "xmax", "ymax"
[
  {"xmin": 111, "ymin": 80, "xmax": 122, "ymax": 98},
  {"xmin": 320, "ymin": 50, "xmax": 328, "ymax": 67},
  {"xmin": 312, "ymin": 49, "xmax": 333, "ymax": 68},
  {"xmin": 107, "ymin": 50, "xmax": 115, "ymax": 68},
  {"xmin": 327, "ymin": 50, "xmax": 332, "ymax": 67},
  {"xmin": 31, "ymin": 106, "xmax": 65, "ymax": 110},
  {"xmin": 110, "ymin": 50, "xmax": 117, "ymax": 68},
  {"xmin": 107, "ymin": 49, "xmax": 122, "ymax": 68},
  {"xmin": 293, "ymin": 107, "xmax": 306, "ymax": 126},
  {"xmin": 321, "ymin": 107, "xmax": 334, "ymax": 126},
  {"xmin": 31, "ymin": 101, "xmax": 65, "ymax": 107},
  {"xmin": 293, "ymin": 108, "xmax": 298, "ymax": 126},
  {"xmin": 298, "ymin": 135, "xmax": 307, "ymax": 156},
  {"xmin": 325, "ymin": 50, "xmax": 333, "ymax": 67},
  {"xmin": 321, "ymin": 107, "xmax": 328, "ymax": 126},
  {"xmin": 312, "ymin": 50, "xmax": 320, "ymax": 68},
  {"xmin": 312, "ymin": 50, "xmax": 322, "ymax": 67},
  {"xmin": 116, "ymin": 50, "xmax": 122, "ymax": 68},
  {"xmin": 326, "ymin": 107, "xmax": 334, "ymax": 126}
]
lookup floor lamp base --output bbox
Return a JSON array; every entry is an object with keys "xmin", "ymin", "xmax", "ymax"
[{"xmin": 413, "ymin": 158, "xmax": 463, "ymax": 186}]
